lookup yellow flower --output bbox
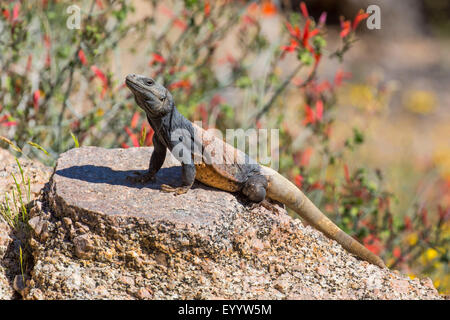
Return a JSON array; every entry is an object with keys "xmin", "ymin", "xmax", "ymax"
[
  {"xmin": 407, "ymin": 233, "xmax": 418, "ymax": 246},
  {"xmin": 403, "ymin": 90, "xmax": 436, "ymax": 114},
  {"xmin": 433, "ymin": 145, "xmax": 450, "ymax": 179},
  {"xmin": 420, "ymin": 248, "xmax": 439, "ymax": 264},
  {"xmin": 96, "ymin": 108, "xmax": 105, "ymax": 117},
  {"xmin": 434, "ymin": 279, "xmax": 440, "ymax": 289}
]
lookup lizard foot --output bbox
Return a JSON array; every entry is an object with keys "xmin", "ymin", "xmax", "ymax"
[
  {"xmin": 126, "ymin": 171, "xmax": 155, "ymax": 184},
  {"xmin": 160, "ymin": 184, "xmax": 191, "ymax": 195}
]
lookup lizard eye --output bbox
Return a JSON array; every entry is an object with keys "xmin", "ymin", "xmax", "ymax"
[{"xmin": 145, "ymin": 79, "xmax": 154, "ymax": 86}]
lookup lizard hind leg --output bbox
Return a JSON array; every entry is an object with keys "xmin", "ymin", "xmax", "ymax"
[
  {"xmin": 242, "ymin": 175, "xmax": 282, "ymax": 214},
  {"xmin": 242, "ymin": 174, "xmax": 268, "ymax": 203},
  {"xmin": 160, "ymin": 183, "xmax": 192, "ymax": 195}
]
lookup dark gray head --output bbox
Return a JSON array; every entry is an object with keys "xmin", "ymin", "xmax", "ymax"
[{"xmin": 125, "ymin": 74, "xmax": 174, "ymax": 118}]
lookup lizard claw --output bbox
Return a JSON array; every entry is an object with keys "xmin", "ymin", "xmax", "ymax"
[
  {"xmin": 161, "ymin": 184, "xmax": 191, "ymax": 195},
  {"xmin": 126, "ymin": 171, "xmax": 155, "ymax": 184}
]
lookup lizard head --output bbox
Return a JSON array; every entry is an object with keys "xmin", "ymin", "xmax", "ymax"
[{"xmin": 125, "ymin": 74, "xmax": 174, "ymax": 118}]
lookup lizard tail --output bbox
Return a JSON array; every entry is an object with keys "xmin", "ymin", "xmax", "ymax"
[{"xmin": 261, "ymin": 166, "xmax": 386, "ymax": 269}]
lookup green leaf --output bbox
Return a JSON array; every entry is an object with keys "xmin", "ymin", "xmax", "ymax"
[
  {"xmin": 236, "ymin": 76, "xmax": 252, "ymax": 88},
  {"xmin": 0, "ymin": 136, "xmax": 22, "ymax": 153},
  {"xmin": 27, "ymin": 141, "xmax": 49, "ymax": 156},
  {"xmin": 220, "ymin": 104, "xmax": 234, "ymax": 118},
  {"xmin": 15, "ymin": 158, "xmax": 25, "ymax": 184},
  {"xmin": 350, "ymin": 207, "xmax": 359, "ymax": 217},
  {"xmin": 298, "ymin": 50, "xmax": 313, "ymax": 66},
  {"xmin": 353, "ymin": 127, "xmax": 364, "ymax": 144},
  {"xmin": 313, "ymin": 35, "xmax": 327, "ymax": 51},
  {"xmin": 70, "ymin": 132, "xmax": 80, "ymax": 148},
  {"xmin": 57, "ymin": 46, "xmax": 71, "ymax": 59},
  {"xmin": 139, "ymin": 127, "xmax": 147, "ymax": 147}
]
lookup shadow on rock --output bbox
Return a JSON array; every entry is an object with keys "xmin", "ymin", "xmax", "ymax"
[{"xmin": 55, "ymin": 165, "xmax": 201, "ymax": 190}]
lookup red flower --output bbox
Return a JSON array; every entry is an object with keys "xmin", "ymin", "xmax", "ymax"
[
  {"xmin": 121, "ymin": 142, "xmax": 130, "ymax": 149},
  {"xmin": 300, "ymin": 147, "xmax": 313, "ymax": 167},
  {"xmin": 309, "ymin": 28, "xmax": 320, "ymax": 38},
  {"xmin": 91, "ymin": 66, "xmax": 107, "ymax": 84},
  {"xmin": 33, "ymin": 90, "xmax": 40, "ymax": 111},
  {"xmin": 12, "ymin": 2, "xmax": 20, "ymax": 21},
  {"xmin": 303, "ymin": 104, "xmax": 315, "ymax": 125},
  {"xmin": 313, "ymin": 52, "xmax": 322, "ymax": 67},
  {"xmin": 352, "ymin": 10, "xmax": 369, "ymax": 30},
  {"xmin": 95, "ymin": 0, "xmax": 104, "ymax": 9},
  {"xmin": 204, "ymin": 0, "xmax": 211, "ymax": 16},
  {"xmin": 310, "ymin": 181, "xmax": 324, "ymax": 190},
  {"xmin": 363, "ymin": 234, "xmax": 382, "ymax": 255},
  {"xmin": 334, "ymin": 70, "xmax": 352, "ymax": 86},
  {"xmin": 91, "ymin": 65, "xmax": 108, "ymax": 98},
  {"xmin": 262, "ymin": 1, "xmax": 277, "ymax": 17},
  {"xmin": 130, "ymin": 111, "xmax": 140, "ymax": 129},
  {"xmin": 2, "ymin": 9, "xmax": 9, "ymax": 20},
  {"xmin": 0, "ymin": 115, "xmax": 17, "ymax": 127},
  {"xmin": 0, "ymin": 121, "xmax": 17, "ymax": 127},
  {"xmin": 174, "ymin": 18, "xmax": 187, "ymax": 30},
  {"xmin": 159, "ymin": 4, "xmax": 174, "ymax": 18},
  {"xmin": 242, "ymin": 15, "xmax": 256, "ymax": 25},
  {"xmin": 300, "ymin": 2, "xmax": 309, "ymax": 18},
  {"xmin": 343, "ymin": 164, "xmax": 350, "ymax": 183},
  {"xmin": 124, "ymin": 126, "xmax": 139, "ymax": 147},
  {"xmin": 295, "ymin": 174, "xmax": 304, "ymax": 188},
  {"xmin": 169, "ymin": 79, "xmax": 191, "ymax": 90},
  {"xmin": 315, "ymin": 99, "xmax": 324, "ymax": 121},
  {"xmin": 393, "ymin": 247, "xmax": 402, "ymax": 259},
  {"xmin": 302, "ymin": 19, "xmax": 310, "ymax": 47},
  {"xmin": 286, "ymin": 22, "xmax": 301, "ymax": 40},
  {"xmin": 281, "ymin": 39, "xmax": 298, "ymax": 53},
  {"xmin": 149, "ymin": 53, "xmax": 166, "ymax": 66},
  {"xmin": 210, "ymin": 94, "xmax": 224, "ymax": 107},
  {"xmin": 340, "ymin": 20, "xmax": 351, "ymax": 38},
  {"xmin": 78, "ymin": 49, "xmax": 87, "ymax": 65}
]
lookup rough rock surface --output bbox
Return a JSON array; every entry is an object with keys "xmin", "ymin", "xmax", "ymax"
[
  {"xmin": 22, "ymin": 147, "xmax": 441, "ymax": 299},
  {"xmin": 0, "ymin": 148, "xmax": 52, "ymax": 300},
  {"xmin": 0, "ymin": 215, "xmax": 16, "ymax": 300},
  {"xmin": 0, "ymin": 148, "xmax": 53, "ymax": 198}
]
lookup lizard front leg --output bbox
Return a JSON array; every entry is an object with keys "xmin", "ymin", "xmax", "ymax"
[
  {"xmin": 127, "ymin": 135, "xmax": 166, "ymax": 184},
  {"xmin": 161, "ymin": 162, "xmax": 196, "ymax": 195}
]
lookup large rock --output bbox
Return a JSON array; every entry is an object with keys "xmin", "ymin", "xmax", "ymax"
[{"xmin": 23, "ymin": 147, "xmax": 441, "ymax": 299}]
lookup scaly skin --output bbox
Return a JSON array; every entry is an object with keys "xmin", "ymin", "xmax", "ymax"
[{"xmin": 125, "ymin": 74, "xmax": 386, "ymax": 269}]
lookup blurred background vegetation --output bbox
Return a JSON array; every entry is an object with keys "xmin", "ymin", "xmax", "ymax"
[{"xmin": 0, "ymin": 0, "xmax": 448, "ymax": 294}]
